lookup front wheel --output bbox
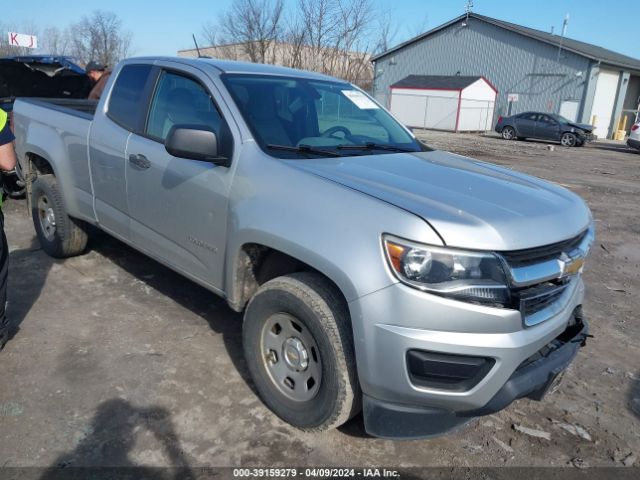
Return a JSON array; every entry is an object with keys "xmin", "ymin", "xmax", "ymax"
[
  {"xmin": 561, "ymin": 132, "xmax": 577, "ymax": 147},
  {"xmin": 31, "ymin": 175, "xmax": 88, "ymax": 258},
  {"xmin": 243, "ymin": 272, "xmax": 360, "ymax": 431},
  {"xmin": 501, "ymin": 126, "xmax": 516, "ymax": 140}
]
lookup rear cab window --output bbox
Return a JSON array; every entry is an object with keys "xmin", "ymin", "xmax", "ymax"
[{"xmin": 107, "ymin": 64, "xmax": 155, "ymax": 132}]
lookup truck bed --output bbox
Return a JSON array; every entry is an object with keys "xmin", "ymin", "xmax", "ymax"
[
  {"xmin": 13, "ymin": 96, "xmax": 99, "ymax": 222},
  {"xmin": 18, "ymin": 97, "xmax": 98, "ymax": 120}
]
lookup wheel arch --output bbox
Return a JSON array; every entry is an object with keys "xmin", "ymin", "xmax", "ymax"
[
  {"xmin": 226, "ymin": 240, "xmax": 354, "ymax": 314},
  {"xmin": 22, "ymin": 151, "xmax": 58, "ymax": 212},
  {"xmin": 26, "ymin": 151, "xmax": 57, "ymax": 175}
]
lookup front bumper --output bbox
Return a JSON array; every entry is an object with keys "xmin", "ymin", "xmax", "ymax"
[
  {"xmin": 578, "ymin": 132, "xmax": 595, "ymax": 143},
  {"xmin": 349, "ymin": 276, "xmax": 586, "ymax": 439},
  {"xmin": 363, "ymin": 315, "xmax": 587, "ymax": 439},
  {"xmin": 627, "ymin": 138, "xmax": 640, "ymax": 150}
]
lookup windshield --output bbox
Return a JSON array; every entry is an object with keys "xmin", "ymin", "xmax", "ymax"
[
  {"xmin": 552, "ymin": 114, "xmax": 572, "ymax": 124},
  {"xmin": 221, "ymin": 73, "xmax": 423, "ymax": 158}
]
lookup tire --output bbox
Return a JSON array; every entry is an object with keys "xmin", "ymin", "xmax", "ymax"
[
  {"xmin": 31, "ymin": 174, "xmax": 88, "ymax": 258},
  {"xmin": 501, "ymin": 126, "xmax": 516, "ymax": 140},
  {"xmin": 243, "ymin": 272, "xmax": 360, "ymax": 431},
  {"xmin": 561, "ymin": 132, "xmax": 577, "ymax": 147}
]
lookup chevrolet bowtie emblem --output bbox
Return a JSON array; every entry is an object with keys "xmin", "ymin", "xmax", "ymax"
[{"xmin": 559, "ymin": 252, "xmax": 585, "ymax": 277}]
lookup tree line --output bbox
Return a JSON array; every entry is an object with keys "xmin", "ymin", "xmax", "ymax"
[
  {"xmin": 201, "ymin": 0, "xmax": 399, "ymax": 88},
  {"xmin": 1, "ymin": 2, "xmax": 409, "ymax": 87},
  {"xmin": 0, "ymin": 10, "xmax": 131, "ymax": 68}
]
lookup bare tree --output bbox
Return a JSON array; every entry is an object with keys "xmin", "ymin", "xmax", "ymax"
[
  {"xmin": 297, "ymin": 0, "xmax": 374, "ymax": 85},
  {"xmin": 40, "ymin": 26, "xmax": 72, "ymax": 56},
  {"xmin": 297, "ymin": 0, "xmax": 338, "ymax": 72},
  {"xmin": 373, "ymin": 9, "xmax": 399, "ymax": 55},
  {"xmin": 212, "ymin": 0, "xmax": 284, "ymax": 63},
  {"xmin": 280, "ymin": 10, "xmax": 306, "ymax": 69},
  {"xmin": 200, "ymin": 0, "xmax": 377, "ymax": 87},
  {"xmin": 68, "ymin": 10, "xmax": 132, "ymax": 67}
]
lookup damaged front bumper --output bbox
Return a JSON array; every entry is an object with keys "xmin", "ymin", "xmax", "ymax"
[{"xmin": 363, "ymin": 309, "xmax": 589, "ymax": 439}]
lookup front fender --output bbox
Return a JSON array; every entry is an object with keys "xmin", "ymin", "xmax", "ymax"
[{"xmin": 223, "ymin": 144, "xmax": 443, "ymax": 309}]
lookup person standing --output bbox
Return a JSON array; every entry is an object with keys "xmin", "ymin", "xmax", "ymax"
[
  {"xmin": 86, "ymin": 61, "xmax": 112, "ymax": 101},
  {"xmin": 0, "ymin": 108, "xmax": 16, "ymax": 350}
]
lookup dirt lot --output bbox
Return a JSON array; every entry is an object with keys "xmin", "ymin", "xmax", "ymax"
[{"xmin": 0, "ymin": 132, "xmax": 638, "ymax": 471}]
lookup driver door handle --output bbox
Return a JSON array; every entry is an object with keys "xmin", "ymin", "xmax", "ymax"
[{"xmin": 129, "ymin": 154, "xmax": 151, "ymax": 170}]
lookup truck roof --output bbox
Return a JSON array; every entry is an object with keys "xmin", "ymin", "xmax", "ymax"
[{"xmin": 126, "ymin": 56, "xmax": 345, "ymax": 83}]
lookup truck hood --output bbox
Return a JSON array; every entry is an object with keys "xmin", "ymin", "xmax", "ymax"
[{"xmin": 287, "ymin": 150, "xmax": 591, "ymax": 251}]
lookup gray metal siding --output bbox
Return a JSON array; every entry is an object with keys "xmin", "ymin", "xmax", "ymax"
[{"xmin": 373, "ymin": 18, "xmax": 593, "ymax": 121}]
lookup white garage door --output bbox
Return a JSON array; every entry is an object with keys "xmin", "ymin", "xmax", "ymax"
[
  {"xmin": 591, "ymin": 70, "xmax": 620, "ymax": 138},
  {"xmin": 559, "ymin": 100, "xmax": 580, "ymax": 122}
]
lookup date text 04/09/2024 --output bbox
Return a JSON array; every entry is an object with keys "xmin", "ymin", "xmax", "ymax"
[{"xmin": 232, "ymin": 468, "xmax": 400, "ymax": 478}]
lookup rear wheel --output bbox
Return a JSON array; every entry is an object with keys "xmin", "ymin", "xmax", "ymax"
[
  {"xmin": 561, "ymin": 132, "xmax": 577, "ymax": 147},
  {"xmin": 501, "ymin": 126, "xmax": 516, "ymax": 140},
  {"xmin": 31, "ymin": 175, "xmax": 88, "ymax": 258},
  {"xmin": 243, "ymin": 272, "xmax": 360, "ymax": 431}
]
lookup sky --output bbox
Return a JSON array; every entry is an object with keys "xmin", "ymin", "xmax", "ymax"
[{"xmin": 6, "ymin": 0, "xmax": 640, "ymax": 60}]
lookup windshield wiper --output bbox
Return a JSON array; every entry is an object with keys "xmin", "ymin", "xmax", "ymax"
[
  {"xmin": 336, "ymin": 142, "xmax": 416, "ymax": 153},
  {"xmin": 266, "ymin": 144, "xmax": 343, "ymax": 157}
]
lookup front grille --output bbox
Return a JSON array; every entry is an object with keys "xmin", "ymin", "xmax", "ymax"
[
  {"xmin": 518, "ymin": 282, "xmax": 568, "ymax": 317},
  {"xmin": 498, "ymin": 229, "xmax": 591, "ymax": 325},
  {"xmin": 499, "ymin": 230, "xmax": 588, "ymax": 267}
]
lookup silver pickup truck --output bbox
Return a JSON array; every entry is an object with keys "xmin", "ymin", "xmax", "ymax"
[{"xmin": 13, "ymin": 57, "xmax": 594, "ymax": 439}]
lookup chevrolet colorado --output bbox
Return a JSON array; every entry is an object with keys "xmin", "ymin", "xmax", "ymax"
[{"xmin": 13, "ymin": 57, "xmax": 593, "ymax": 439}]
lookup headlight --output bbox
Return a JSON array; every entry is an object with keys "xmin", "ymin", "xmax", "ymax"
[{"xmin": 383, "ymin": 235, "xmax": 510, "ymax": 306}]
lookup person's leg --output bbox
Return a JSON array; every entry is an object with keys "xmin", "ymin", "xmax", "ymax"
[{"xmin": 0, "ymin": 211, "xmax": 8, "ymax": 350}]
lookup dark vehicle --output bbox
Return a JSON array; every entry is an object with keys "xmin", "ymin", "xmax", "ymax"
[
  {"xmin": 0, "ymin": 55, "xmax": 90, "ymax": 198},
  {"xmin": 495, "ymin": 112, "xmax": 594, "ymax": 147}
]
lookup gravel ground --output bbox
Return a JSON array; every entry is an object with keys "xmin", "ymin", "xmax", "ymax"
[{"xmin": 0, "ymin": 131, "xmax": 638, "ymax": 473}]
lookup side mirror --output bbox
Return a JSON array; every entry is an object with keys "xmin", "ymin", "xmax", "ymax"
[{"xmin": 165, "ymin": 125, "xmax": 230, "ymax": 166}]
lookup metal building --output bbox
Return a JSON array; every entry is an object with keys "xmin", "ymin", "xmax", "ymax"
[{"xmin": 372, "ymin": 13, "xmax": 640, "ymax": 138}]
